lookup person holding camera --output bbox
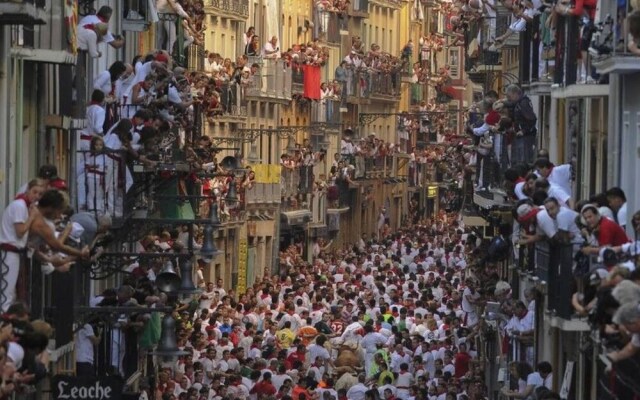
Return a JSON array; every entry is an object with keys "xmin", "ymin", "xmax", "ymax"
[{"xmin": 262, "ymin": 37, "xmax": 281, "ymax": 59}]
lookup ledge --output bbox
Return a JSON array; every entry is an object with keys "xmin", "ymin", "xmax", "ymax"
[
  {"xmin": 524, "ymin": 80, "xmax": 552, "ymax": 96},
  {"xmin": 327, "ymin": 207, "xmax": 350, "ymax": 214},
  {"xmin": 0, "ymin": 1, "xmax": 45, "ymax": 25},
  {"xmin": 544, "ymin": 312, "xmax": 591, "ymax": 332},
  {"xmin": 550, "ymin": 83, "xmax": 609, "ymax": 99},
  {"xmin": 472, "ymin": 189, "xmax": 510, "ymax": 210},
  {"xmin": 593, "ymin": 55, "xmax": 640, "ymax": 75},
  {"xmin": 11, "ymin": 48, "xmax": 76, "ymax": 64}
]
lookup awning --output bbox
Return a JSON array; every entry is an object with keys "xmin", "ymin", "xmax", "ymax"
[{"xmin": 280, "ymin": 210, "xmax": 312, "ymax": 227}]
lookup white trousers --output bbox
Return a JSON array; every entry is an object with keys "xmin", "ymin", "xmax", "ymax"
[
  {"xmin": 86, "ymin": 173, "xmax": 106, "ymax": 214},
  {"xmin": 0, "ymin": 251, "xmax": 20, "ymax": 312}
]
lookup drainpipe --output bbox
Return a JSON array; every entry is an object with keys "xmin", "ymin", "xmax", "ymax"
[
  {"xmin": 0, "ymin": 27, "xmax": 9, "ymax": 207},
  {"xmin": 14, "ymin": 56, "xmax": 24, "ymax": 190}
]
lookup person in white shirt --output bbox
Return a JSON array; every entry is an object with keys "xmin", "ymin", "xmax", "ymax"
[
  {"xmin": 0, "ymin": 180, "xmax": 45, "ymax": 312},
  {"xmin": 395, "ymin": 363, "xmax": 415, "ymax": 400},
  {"xmin": 200, "ymin": 281, "xmax": 217, "ymax": 310},
  {"xmin": 606, "ymin": 187, "xmax": 628, "ymax": 229},
  {"xmin": 77, "ymin": 6, "xmax": 125, "ymax": 49},
  {"xmin": 535, "ymin": 178, "xmax": 574, "ymax": 209},
  {"xmin": 76, "ymin": 89, "xmax": 106, "ymax": 210},
  {"xmin": 502, "ymin": 361, "xmax": 553, "ymax": 398},
  {"xmin": 94, "ymin": 61, "xmax": 128, "ymax": 99},
  {"xmin": 361, "ymin": 325, "xmax": 388, "ymax": 375},
  {"xmin": 346, "ymin": 374, "xmax": 369, "ymax": 400},
  {"xmin": 156, "ymin": 0, "xmax": 191, "ymax": 53},
  {"xmin": 544, "ymin": 197, "xmax": 584, "ymax": 252},
  {"xmin": 262, "ymin": 36, "xmax": 281, "ymax": 59},
  {"xmin": 77, "ymin": 22, "xmax": 108, "ymax": 58},
  {"xmin": 534, "ymin": 158, "xmax": 572, "ymax": 197},
  {"xmin": 390, "ymin": 344, "xmax": 413, "ymax": 373},
  {"xmin": 75, "ymin": 322, "xmax": 101, "ymax": 377},
  {"xmin": 461, "ymin": 278, "xmax": 480, "ymax": 327}
]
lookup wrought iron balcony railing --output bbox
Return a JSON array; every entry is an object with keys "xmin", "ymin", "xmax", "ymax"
[
  {"xmin": 311, "ymin": 99, "xmax": 342, "ymax": 126},
  {"xmin": 207, "ymin": 0, "xmax": 249, "ymax": 20},
  {"xmin": 208, "ymin": 83, "xmax": 248, "ymax": 121},
  {"xmin": 345, "ymin": 70, "xmax": 401, "ymax": 102},
  {"xmin": 292, "ymin": 66, "xmax": 304, "ymax": 95},
  {"xmin": 314, "ymin": 9, "xmax": 347, "ymax": 45},
  {"xmin": 349, "ymin": 0, "xmax": 369, "ymax": 16}
]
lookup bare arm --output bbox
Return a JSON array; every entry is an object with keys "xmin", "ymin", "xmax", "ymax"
[
  {"xmin": 14, "ymin": 205, "xmax": 39, "ymax": 238},
  {"xmin": 30, "ymin": 217, "xmax": 88, "ymax": 258}
]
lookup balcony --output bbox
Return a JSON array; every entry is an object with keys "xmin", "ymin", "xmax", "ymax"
[
  {"xmin": 186, "ymin": 44, "xmax": 205, "ymax": 71},
  {"xmin": 346, "ymin": 70, "xmax": 401, "ymax": 103},
  {"xmin": 348, "ymin": 0, "xmax": 369, "ymax": 18},
  {"xmin": 0, "ymin": 0, "xmax": 45, "ymax": 25},
  {"xmin": 245, "ymin": 58, "xmax": 292, "ymax": 103},
  {"xmin": 591, "ymin": 3, "xmax": 640, "ymax": 75},
  {"xmin": 369, "ymin": 71, "xmax": 401, "ymax": 102},
  {"xmin": 311, "ymin": 99, "xmax": 342, "ymax": 128},
  {"xmin": 292, "ymin": 66, "xmax": 304, "ymax": 95},
  {"xmin": 535, "ymin": 242, "xmax": 583, "ymax": 322},
  {"xmin": 315, "ymin": 11, "xmax": 348, "ymax": 45},
  {"xmin": 207, "ymin": 83, "xmax": 248, "ymax": 123},
  {"xmin": 369, "ymin": 0, "xmax": 403, "ymax": 9},
  {"xmin": 205, "ymin": 0, "xmax": 249, "ymax": 21}
]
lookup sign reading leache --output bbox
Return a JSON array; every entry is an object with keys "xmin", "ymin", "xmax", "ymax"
[{"xmin": 52, "ymin": 376, "xmax": 123, "ymax": 400}]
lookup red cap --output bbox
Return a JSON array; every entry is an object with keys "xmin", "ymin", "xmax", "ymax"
[
  {"xmin": 49, "ymin": 178, "xmax": 68, "ymax": 191},
  {"xmin": 156, "ymin": 53, "xmax": 169, "ymax": 63},
  {"xmin": 485, "ymin": 110, "xmax": 500, "ymax": 126}
]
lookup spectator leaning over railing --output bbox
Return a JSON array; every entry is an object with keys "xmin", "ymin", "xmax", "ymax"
[
  {"xmin": 579, "ymin": 203, "xmax": 630, "ymax": 257},
  {"xmin": 495, "ymin": 84, "xmax": 537, "ymax": 166},
  {"xmin": 554, "ymin": 0, "xmax": 598, "ymax": 83},
  {"xmin": 155, "ymin": 0, "xmax": 192, "ymax": 53},
  {"xmin": 77, "ymin": 22, "xmax": 108, "ymax": 59},
  {"xmin": 78, "ymin": 6, "xmax": 125, "ymax": 50},
  {"xmin": 262, "ymin": 37, "xmax": 281, "ymax": 59}
]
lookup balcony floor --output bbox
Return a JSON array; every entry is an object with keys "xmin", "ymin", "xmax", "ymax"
[
  {"xmin": 550, "ymin": 83, "xmax": 609, "ymax": 99},
  {"xmin": 593, "ymin": 55, "xmax": 640, "ymax": 75},
  {"xmin": 0, "ymin": 1, "xmax": 45, "ymax": 25},
  {"xmin": 472, "ymin": 188, "xmax": 510, "ymax": 210}
]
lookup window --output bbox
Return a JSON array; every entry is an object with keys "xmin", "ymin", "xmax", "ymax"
[{"xmin": 448, "ymin": 48, "xmax": 460, "ymax": 78}]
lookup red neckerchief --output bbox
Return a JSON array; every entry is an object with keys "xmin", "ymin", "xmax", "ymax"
[
  {"xmin": 515, "ymin": 177, "xmax": 525, "ymax": 184},
  {"xmin": 548, "ymin": 164, "xmax": 556, "ymax": 175},
  {"xmin": 89, "ymin": 100, "xmax": 101, "ymax": 105},
  {"xmin": 15, "ymin": 193, "xmax": 31, "ymax": 208},
  {"xmin": 83, "ymin": 24, "xmax": 95, "ymax": 30},
  {"xmin": 98, "ymin": 16, "xmax": 107, "ymax": 23}
]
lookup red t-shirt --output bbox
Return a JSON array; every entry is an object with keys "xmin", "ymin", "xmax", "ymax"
[
  {"xmin": 597, "ymin": 217, "xmax": 629, "ymax": 247},
  {"xmin": 251, "ymin": 380, "xmax": 277, "ymax": 396},
  {"xmin": 331, "ymin": 320, "xmax": 345, "ymax": 335},
  {"xmin": 454, "ymin": 351, "xmax": 472, "ymax": 378}
]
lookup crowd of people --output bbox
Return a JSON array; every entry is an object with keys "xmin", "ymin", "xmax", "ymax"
[
  {"xmin": 102, "ymin": 205, "xmax": 566, "ymax": 400},
  {"xmin": 465, "ymin": 84, "xmax": 538, "ymax": 190},
  {"xmin": 494, "ymin": 131, "xmax": 640, "ymax": 393}
]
